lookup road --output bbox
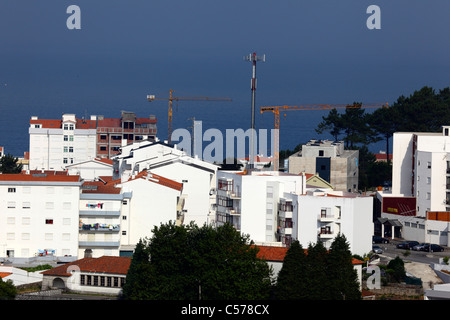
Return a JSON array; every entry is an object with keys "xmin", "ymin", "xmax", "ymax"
[{"xmin": 373, "ymin": 239, "xmax": 449, "ymax": 265}]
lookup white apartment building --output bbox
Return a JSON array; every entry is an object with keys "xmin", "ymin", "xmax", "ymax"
[
  {"xmin": 78, "ymin": 180, "xmax": 131, "ymax": 258},
  {"xmin": 29, "ymin": 114, "xmax": 97, "ymax": 171},
  {"xmin": 113, "ymin": 140, "xmax": 218, "ymax": 227},
  {"xmin": 216, "ymin": 170, "xmax": 372, "ymax": 256},
  {"xmin": 119, "ymin": 170, "xmax": 184, "ymax": 246},
  {"xmin": 0, "ymin": 173, "xmax": 82, "ymax": 258},
  {"xmin": 215, "ymin": 170, "xmax": 306, "ymax": 244},
  {"xmin": 375, "ymin": 126, "xmax": 450, "ymax": 246},
  {"xmin": 392, "ymin": 126, "xmax": 450, "ymax": 217},
  {"xmin": 281, "ymin": 190, "xmax": 373, "ymax": 256}
]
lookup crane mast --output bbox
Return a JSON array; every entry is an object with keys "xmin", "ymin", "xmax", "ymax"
[{"xmin": 148, "ymin": 89, "xmax": 232, "ymax": 144}]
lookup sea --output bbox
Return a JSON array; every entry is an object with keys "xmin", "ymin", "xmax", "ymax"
[{"xmin": 0, "ymin": 56, "xmax": 389, "ymax": 160}]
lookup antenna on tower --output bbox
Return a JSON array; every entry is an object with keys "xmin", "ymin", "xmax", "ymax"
[{"xmin": 244, "ymin": 52, "xmax": 265, "ymax": 169}]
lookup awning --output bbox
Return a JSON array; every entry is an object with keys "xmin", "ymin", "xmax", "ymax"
[{"xmin": 377, "ymin": 218, "xmax": 402, "ymax": 227}]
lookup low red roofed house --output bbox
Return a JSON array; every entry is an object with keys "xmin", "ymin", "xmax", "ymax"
[
  {"xmin": 41, "ymin": 256, "xmax": 131, "ymax": 296},
  {"xmin": 255, "ymin": 245, "xmax": 364, "ymax": 289}
]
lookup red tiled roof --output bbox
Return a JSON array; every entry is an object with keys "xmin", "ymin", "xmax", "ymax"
[
  {"xmin": 375, "ymin": 153, "xmax": 393, "ymax": 160},
  {"xmin": 255, "ymin": 246, "xmax": 289, "ymax": 262},
  {"xmin": 127, "ymin": 171, "xmax": 183, "ymax": 191},
  {"xmin": 82, "ymin": 181, "xmax": 121, "ymax": 194},
  {"xmin": 0, "ymin": 173, "xmax": 80, "ymax": 182},
  {"xmin": 41, "ymin": 256, "xmax": 131, "ymax": 276},
  {"xmin": 256, "ymin": 245, "xmax": 365, "ymax": 265},
  {"xmin": 0, "ymin": 272, "xmax": 12, "ymax": 278},
  {"xmin": 94, "ymin": 158, "xmax": 113, "ymax": 165}
]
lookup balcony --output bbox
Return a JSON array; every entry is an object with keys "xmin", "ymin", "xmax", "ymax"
[
  {"xmin": 318, "ymin": 214, "xmax": 336, "ymax": 222},
  {"xmin": 80, "ymin": 223, "xmax": 120, "ymax": 232},
  {"xmin": 78, "ymin": 241, "xmax": 120, "ymax": 247},
  {"xmin": 318, "ymin": 227, "xmax": 335, "ymax": 239},
  {"xmin": 79, "ymin": 210, "xmax": 121, "ymax": 217}
]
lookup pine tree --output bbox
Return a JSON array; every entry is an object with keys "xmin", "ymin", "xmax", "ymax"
[
  {"xmin": 274, "ymin": 240, "xmax": 309, "ymax": 299},
  {"xmin": 305, "ymin": 240, "xmax": 330, "ymax": 299},
  {"xmin": 326, "ymin": 233, "xmax": 361, "ymax": 300}
]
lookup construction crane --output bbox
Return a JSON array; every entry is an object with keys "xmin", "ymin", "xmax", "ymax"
[
  {"xmin": 260, "ymin": 102, "xmax": 389, "ymax": 171},
  {"xmin": 147, "ymin": 89, "xmax": 232, "ymax": 144}
]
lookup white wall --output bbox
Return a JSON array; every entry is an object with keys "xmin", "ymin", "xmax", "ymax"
[
  {"xmin": 392, "ymin": 132, "xmax": 414, "ymax": 196},
  {"xmin": 295, "ymin": 194, "xmax": 373, "ymax": 256},
  {"xmin": 0, "ymin": 182, "xmax": 81, "ymax": 258},
  {"xmin": 121, "ymin": 178, "xmax": 181, "ymax": 245}
]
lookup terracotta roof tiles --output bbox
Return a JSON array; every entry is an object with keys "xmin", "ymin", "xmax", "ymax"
[{"xmin": 41, "ymin": 256, "xmax": 131, "ymax": 276}]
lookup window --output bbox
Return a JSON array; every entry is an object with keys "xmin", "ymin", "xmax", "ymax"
[
  {"xmin": 64, "ymin": 146, "xmax": 68, "ymax": 153},
  {"xmin": 8, "ymin": 188, "xmax": 16, "ymax": 193},
  {"xmin": 69, "ymin": 146, "xmax": 73, "ymax": 153},
  {"xmin": 63, "ymin": 158, "xmax": 68, "ymax": 164},
  {"xmin": 319, "ymin": 150, "xmax": 324, "ymax": 156},
  {"xmin": 427, "ymin": 162, "xmax": 431, "ymax": 169},
  {"xmin": 64, "ymin": 135, "xmax": 68, "ymax": 141},
  {"xmin": 100, "ymin": 146, "xmax": 107, "ymax": 151},
  {"xmin": 426, "ymin": 192, "xmax": 431, "ymax": 200}
]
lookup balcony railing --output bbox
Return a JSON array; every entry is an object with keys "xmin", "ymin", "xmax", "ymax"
[
  {"xmin": 79, "ymin": 223, "xmax": 120, "ymax": 232},
  {"xmin": 79, "ymin": 210, "xmax": 121, "ymax": 217},
  {"xmin": 78, "ymin": 241, "xmax": 120, "ymax": 247}
]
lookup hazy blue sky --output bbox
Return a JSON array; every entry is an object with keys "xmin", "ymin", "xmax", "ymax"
[{"xmin": 0, "ymin": 1, "xmax": 449, "ymax": 156}]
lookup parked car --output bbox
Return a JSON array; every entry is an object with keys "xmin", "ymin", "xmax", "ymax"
[
  {"xmin": 412, "ymin": 243, "xmax": 428, "ymax": 251},
  {"xmin": 372, "ymin": 235, "xmax": 389, "ymax": 244},
  {"xmin": 372, "ymin": 245, "xmax": 383, "ymax": 254},
  {"xmin": 422, "ymin": 244, "xmax": 444, "ymax": 252},
  {"xmin": 396, "ymin": 241, "xmax": 419, "ymax": 250}
]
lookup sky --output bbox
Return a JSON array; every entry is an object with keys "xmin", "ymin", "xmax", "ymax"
[{"xmin": 0, "ymin": 0, "xmax": 449, "ymax": 157}]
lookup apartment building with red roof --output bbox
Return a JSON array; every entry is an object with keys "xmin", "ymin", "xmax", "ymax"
[
  {"xmin": 0, "ymin": 172, "xmax": 83, "ymax": 259},
  {"xmin": 28, "ymin": 111, "xmax": 157, "ymax": 170}
]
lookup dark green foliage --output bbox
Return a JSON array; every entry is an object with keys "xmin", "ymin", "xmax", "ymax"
[
  {"xmin": 386, "ymin": 256, "xmax": 406, "ymax": 283},
  {"xmin": 356, "ymin": 145, "xmax": 392, "ymax": 190},
  {"xmin": 274, "ymin": 241, "xmax": 309, "ymax": 299},
  {"xmin": 122, "ymin": 221, "xmax": 273, "ymax": 300},
  {"xmin": 275, "ymin": 235, "xmax": 361, "ymax": 300},
  {"xmin": 0, "ymin": 277, "xmax": 16, "ymax": 300},
  {"xmin": 0, "ymin": 153, "xmax": 22, "ymax": 173},
  {"xmin": 305, "ymin": 240, "xmax": 331, "ymax": 300},
  {"xmin": 315, "ymin": 108, "xmax": 343, "ymax": 141},
  {"xmin": 326, "ymin": 234, "xmax": 361, "ymax": 300}
]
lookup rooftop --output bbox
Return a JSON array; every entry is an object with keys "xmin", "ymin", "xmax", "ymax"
[{"xmin": 41, "ymin": 256, "xmax": 131, "ymax": 276}]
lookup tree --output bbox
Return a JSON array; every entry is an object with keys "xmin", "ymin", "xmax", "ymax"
[
  {"xmin": 274, "ymin": 240, "xmax": 309, "ymax": 299},
  {"xmin": 386, "ymin": 256, "xmax": 406, "ymax": 283},
  {"xmin": 340, "ymin": 103, "xmax": 376, "ymax": 149},
  {"xmin": 305, "ymin": 240, "xmax": 330, "ymax": 299},
  {"xmin": 123, "ymin": 221, "xmax": 273, "ymax": 300},
  {"xmin": 0, "ymin": 153, "xmax": 22, "ymax": 174},
  {"xmin": 368, "ymin": 106, "xmax": 401, "ymax": 164},
  {"xmin": 326, "ymin": 234, "xmax": 361, "ymax": 300},
  {"xmin": 0, "ymin": 278, "xmax": 16, "ymax": 300},
  {"xmin": 315, "ymin": 108, "xmax": 344, "ymax": 141}
]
